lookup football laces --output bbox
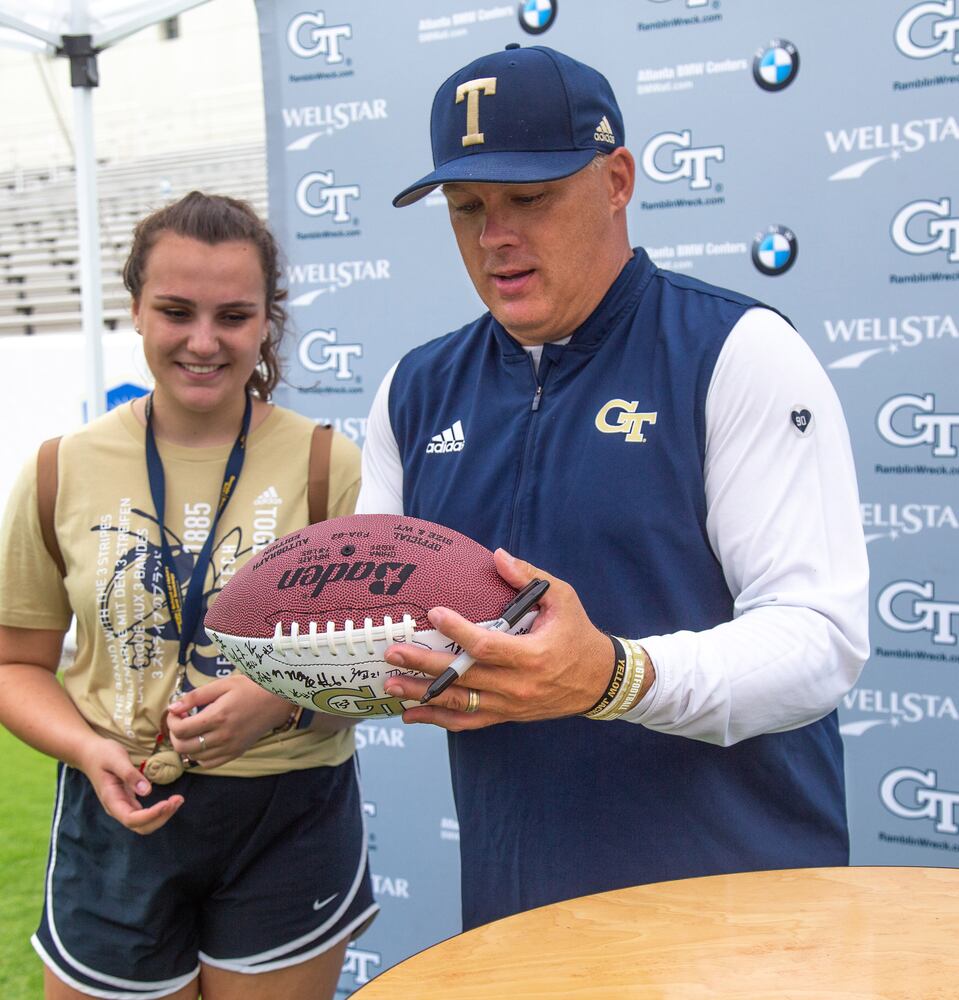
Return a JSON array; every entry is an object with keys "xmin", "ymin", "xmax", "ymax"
[{"xmin": 272, "ymin": 614, "xmax": 417, "ymax": 657}]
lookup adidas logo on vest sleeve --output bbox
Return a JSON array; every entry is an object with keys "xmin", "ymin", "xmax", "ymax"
[{"xmin": 426, "ymin": 420, "xmax": 466, "ymax": 454}]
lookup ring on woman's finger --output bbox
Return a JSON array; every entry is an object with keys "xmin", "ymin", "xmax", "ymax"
[
  {"xmin": 197, "ymin": 734, "xmax": 206, "ymax": 750},
  {"xmin": 464, "ymin": 689, "xmax": 481, "ymax": 714}
]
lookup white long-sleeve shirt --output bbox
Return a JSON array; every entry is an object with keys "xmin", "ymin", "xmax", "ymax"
[{"xmin": 356, "ymin": 307, "xmax": 870, "ymax": 746}]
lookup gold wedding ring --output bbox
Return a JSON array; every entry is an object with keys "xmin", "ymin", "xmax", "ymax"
[{"xmin": 464, "ymin": 689, "xmax": 481, "ymax": 714}]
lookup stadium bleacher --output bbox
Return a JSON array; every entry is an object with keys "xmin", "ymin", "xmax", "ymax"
[{"xmin": 0, "ymin": 141, "xmax": 266, "ymax": 337}]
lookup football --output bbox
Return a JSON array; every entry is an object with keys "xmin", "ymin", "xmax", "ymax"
[{"xmin": 204, "ymin": 513, "xmax": 537, "ymax": 718}]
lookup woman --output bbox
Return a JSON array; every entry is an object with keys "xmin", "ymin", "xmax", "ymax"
[{"xmin": 0, "ymin": 192, "xmax": 376, "ymax": 1000}]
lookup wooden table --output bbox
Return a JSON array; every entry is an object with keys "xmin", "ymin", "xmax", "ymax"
[{"xmin": 353, "ymin": 867, "xmax": 959, "ymax": 998}]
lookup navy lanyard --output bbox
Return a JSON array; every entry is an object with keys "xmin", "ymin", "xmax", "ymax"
[{"xmin": 145, "ymin": 392, "xmax": 252, "ymax": 668}]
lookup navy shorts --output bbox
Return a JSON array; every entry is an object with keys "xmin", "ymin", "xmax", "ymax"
[{"xmin": 33, "ymin": 757, "xmax": 377, "ymax": 999}]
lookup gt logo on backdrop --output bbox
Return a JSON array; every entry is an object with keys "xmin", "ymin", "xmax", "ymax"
[
  {"xmin": 287, "ymin": 10, "xmax": 352, "ymax": 62},
  {"xmin": 894, "ymin": 1, "xmax": 959, "ymax": 63},
  {"xmin": 877, "ymin": 393, "xmax": 959, "ymax": 457},
  {"xmin": 891, "ymin": 198, "xmax": 959, "ymax": 262},
  {"xmin": 595, "ymin": 400, "xmax": 658, "ymax": 443},
  {"xmin": 298, "ymin": 328, "xmax": 362, "ymax": 380},
  {"xmin": 877, "ymin": 580, "xmax": 959, "ymax": 645},
  {"xmin": 641, "ymin": 131, "xmax": 724, "ymax": 190},
  {"xmin": 342, "ymin": 948, "xmax": 381, "ymax": 987},
  {"xmin": 881, "ymin": 767, "xmax": 959, "ymax": 834},
  {"xmin": 295, "ymin": 171, "xmax": 360, "ymax": 222}
]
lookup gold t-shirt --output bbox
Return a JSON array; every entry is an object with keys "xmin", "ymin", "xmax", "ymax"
[{"xmin": 0, "ymin": 402, "xmax": 360, "ymax": 777}]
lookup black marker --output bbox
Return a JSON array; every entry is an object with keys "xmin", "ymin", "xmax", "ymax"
[{"xmin": 420, "ymin": 578, "xmax": 550, "ymax": 704}]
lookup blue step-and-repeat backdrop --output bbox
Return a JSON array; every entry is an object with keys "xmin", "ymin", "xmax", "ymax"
[{"xmin": 253, "ymin": 1, "xmax": 959, "ymax": 992}]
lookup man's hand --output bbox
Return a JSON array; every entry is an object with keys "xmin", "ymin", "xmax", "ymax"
[
  {"xmin": 382, "ymin": 549, "xmax": 641, "ymax": 730},
  {"xmin": 78, "ymin": 737, "xmax": 183, "ymax": 835},
  {"xmin": 166, "ymin": 674, "xmax": 294, "ymax": 769}
]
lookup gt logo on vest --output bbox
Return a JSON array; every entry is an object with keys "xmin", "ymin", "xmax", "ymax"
[{"xmin": 595, "ymin": 399, "xmax": 658, "ymax": 443}]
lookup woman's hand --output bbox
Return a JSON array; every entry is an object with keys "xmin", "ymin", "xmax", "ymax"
[
  {"xmin": 77, "ymin": 736, "xmax": 183, "ymax": 834},
  {"xmin": 165, "ymin": 674, "xmax": 295, "ymax": 769}
]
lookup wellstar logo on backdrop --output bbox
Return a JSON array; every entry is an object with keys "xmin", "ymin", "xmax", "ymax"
[
  {"xmin": 891, "ymin": 197, "xmax": 959, "ymax": 262},
  {"xmin": 877, "ymin": 392, "xmax": 959, "ymax": 458},
  {"xmin": 826, "ymin": 116, "xmax": 959, "ymax": 180},
  {"xmin": 640, "ymin": 130, "xmax": 725, "ymax": 191},
  {"xmin": 881, "ymin": 767, "xmax": 959, "ymax": 834},
  {"xmin": 355, "ymin": 724, "xmax": 405, "ymax": 750},
  {"xmin": 371, "ymin": 873, "xmax": 411, "ymax": 899},
  {"xmin": 825, "ymin": 313, "xmax": 958, "ymax": 370},
  {"xmin": 283, "ymin": 99, "xmax": 388, "ymax": 151},
  {"xmin": 287, "ymin": 10, "xmax": 352, "ymax": 62},
  {"xmin": 286, "ymin": 258, "xmax": 390, "ymax": 306},
  {"xmin": 320, "ymin": 416, "xmax": 367, "ymax": 445},
  {"xmin": 861, "ymin": 501, "xmax": 959, "ymax": 543},
  {"xmin": 894, "ymin": 1, "xmax": 959, "ymax": 63},
  {"xmin": 878, "ymin": 579, "xmax": 959, "ymax": 646},
  {"xmin": 841, "ymin": 687, "xmax": 959, "ymax": 736}
]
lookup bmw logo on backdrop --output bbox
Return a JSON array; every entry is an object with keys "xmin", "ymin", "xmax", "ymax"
[
  {"xmin": 752, "ymin": 225, "xmax": 798, "ymax": 275},
  {"xmin": 518, "ymin": 0, "xmax": 557, "ymax": 34},
  {"xmin": 753, "ymin": 39, "xmax": 800, "ymax": 91}
]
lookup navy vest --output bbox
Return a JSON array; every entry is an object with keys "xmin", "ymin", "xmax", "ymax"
[{"xmin": 389, "ymin": 249, "xmax": 847, "ymax": 930}]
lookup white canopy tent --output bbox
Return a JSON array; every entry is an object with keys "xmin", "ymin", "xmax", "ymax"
[{"xmin": 0, "ymin": 1, "xmax": 212, "ymax": 418}]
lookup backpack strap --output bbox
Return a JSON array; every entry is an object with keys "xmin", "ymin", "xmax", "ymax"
[
  {"xmin": 308, "ymin": 424, "xmax": 333, "ymax": 524},
  {"xmin": 36, "ymin": 436, "xmax": 66, "ymax": 577}
]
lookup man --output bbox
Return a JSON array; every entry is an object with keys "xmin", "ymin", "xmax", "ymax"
[{"xmin": 356, "ymin": 44, "xmax": 869, "ymax": 931}]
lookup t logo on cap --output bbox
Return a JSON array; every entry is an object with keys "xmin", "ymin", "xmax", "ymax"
[{"xmin": 456, "ymin": 77, "xmax": 497, "ymax": 147}]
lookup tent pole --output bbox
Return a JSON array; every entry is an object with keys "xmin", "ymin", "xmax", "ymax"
[
  {"xmin": 62, "ymin": 9, "xmax": 106, "ymax": 422},
  {"xmin": 72, "ymin": 81, "xmax": 106, "ymax": 420}
]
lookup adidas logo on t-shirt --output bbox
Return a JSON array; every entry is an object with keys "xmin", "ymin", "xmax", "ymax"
[
  {"xmin": 255, "ymin": 486, "xmax": 283, "ymax": 506},
  {"xmin": 426, "ymin": 420, "xmax": 465, "ymax": 454},
  {"xmin": 594, "ymin": 116, "xmax": 616, "ymax": 145}
]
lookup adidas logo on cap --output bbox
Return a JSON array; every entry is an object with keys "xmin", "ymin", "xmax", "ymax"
[
  {"xmin": 594, "ymin": 116, "xmax": 616, "ymax": 145},
  {"xmin": 426, "ymin": 420, "xmax": 465, "ymax": 454},
  {"xmin": 255, "ymin": 486, "xmax": 283, "ymax": 506}
]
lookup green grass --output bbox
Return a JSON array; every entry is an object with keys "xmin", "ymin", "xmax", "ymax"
[{"xmin": 0, "ymin": 726, "xmax": 55, "ymax": 998}]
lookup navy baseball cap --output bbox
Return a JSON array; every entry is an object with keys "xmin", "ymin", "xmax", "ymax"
[{"xmin": 393, "ymin": 44, "xmax": 625, "ymax": 207}]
